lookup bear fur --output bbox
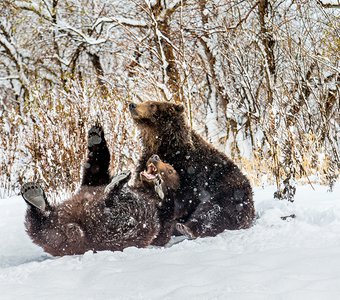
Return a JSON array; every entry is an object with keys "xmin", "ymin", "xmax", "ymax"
[
  {"xmin": 140, "ymin": 154, "xmax": 179, "ymax": 246},
  {"xmin": 129, "ymin": 101, "xmax": 255, "ymax": 238},
  {"xmin": 24, "ymin": 125, "xmax": 179, "ymax": 256}
]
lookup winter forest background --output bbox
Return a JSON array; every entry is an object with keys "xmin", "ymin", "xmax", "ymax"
[{"xmin": 0, "ymin": 0, "xmax": 339, "ymax": 200}]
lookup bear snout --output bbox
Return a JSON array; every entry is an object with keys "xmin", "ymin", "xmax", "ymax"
[
  {"xmin": 129, "ymin": 102, "xmax": 137, "ymax": 110},
  {"xmin": 150, "ymin": 154, "xmax": 160, "ymax": 163}
]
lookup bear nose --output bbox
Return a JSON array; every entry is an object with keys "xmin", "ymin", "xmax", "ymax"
[
  {"xmin": 150, "ymin": 154, "xmax": 160, "ymax": 162},
  {"xmin": 129, "ymin": 102, "xmax": 137, "ymax": 110}
]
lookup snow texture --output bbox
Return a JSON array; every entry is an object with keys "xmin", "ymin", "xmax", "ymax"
[{"xmin": 1, "ymin": 183, "xmax": 340, "ymax": 300}]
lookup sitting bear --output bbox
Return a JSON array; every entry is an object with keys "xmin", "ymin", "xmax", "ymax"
[
  {"xmin": 21, "ymin": 124, "xmax": 179, "ymax": 256},
  {"xmin": 129, "ymin": 101, "xmax": 255, "ymax": 239}
]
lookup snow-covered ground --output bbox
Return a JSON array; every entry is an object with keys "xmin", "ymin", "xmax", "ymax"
[{"xmin": 1, "ymin": 183, "xmax": 340, "ymax": 300}]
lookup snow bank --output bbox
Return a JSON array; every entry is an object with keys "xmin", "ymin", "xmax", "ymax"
[{"xmin": 1, "ymin": 183, "xmax": 340, "ymax": 300}]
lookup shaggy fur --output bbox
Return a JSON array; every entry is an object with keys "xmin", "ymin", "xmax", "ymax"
[
  {"xmin": 129, "ymin": 101, "xmax": 255, "ymax": 238},
  {"xmin": 25, "ymin": 185, "xmax": 160, "ymax": 256},
  {"xmin": 24, "ymin": 125, "xmax": 179, "ymax": 256}
]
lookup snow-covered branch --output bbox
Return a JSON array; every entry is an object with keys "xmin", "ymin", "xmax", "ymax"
[
  {"xmin": 57, "ymin": 21, "xmax": 107, "ymax": 45},
  {"xmin": 0, "ymin": 21, "xmax": 30, "ymax": 91},
  {"xmin": 93, "ymin": 16, "xmax": 148, "ymax": 29},
  {"xmin": 13, "ymin": 0, "xmax": 52, "ymax": 21},
  {"xmin": 0, "ymin": 75, "xmax": 20, "ymax": 80}
]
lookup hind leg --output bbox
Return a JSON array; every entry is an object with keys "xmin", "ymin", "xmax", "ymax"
[
  {"xmin": 176, "ymin": 199, "xmax": 252, "ymax": 239},
  {"xmin": 21, "ymin": 182, "xmax": 52, "ymax": 239},
  {"xmin": 176, "ymin": 202, "xmax": 221, "ymax": 239},
  {"xmin": 177, "ymin": 186, "xmax": 255, "ymax": 239},
  {"xmin": 81, "ymin": 123, "xmax": 111, "ymax": 186},
  {"xmin": 176, "ymin": 202, "xmax": 239, "ymax": 239}
]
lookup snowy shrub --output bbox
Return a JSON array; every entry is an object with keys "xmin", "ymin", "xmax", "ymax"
[{"xmin": 0, "ymin": 0, "xmax": 339, "ymax": 198}]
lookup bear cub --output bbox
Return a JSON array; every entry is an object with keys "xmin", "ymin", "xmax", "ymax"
[{"xmin": 22, "ymin": 124, "xmax": 179, "ymax": 256}]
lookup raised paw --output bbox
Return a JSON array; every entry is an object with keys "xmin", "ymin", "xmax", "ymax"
[
  {"xmin": 21, "ymin": 182, "xmax": 48, "ymax": 211},
  {"xmin": 88, "ymin": 123, "xmax": 105, "ymax": 148},
  {"xmin": 176, "ymin": 223, "xmax": 196, "ymax": 239},
  {"xmin": 104, "ymin": 170, "xmax": 131, "ymax": 193}
]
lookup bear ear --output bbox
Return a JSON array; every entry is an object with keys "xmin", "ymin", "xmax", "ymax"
[{"xmin": 174, "ymin": 103, "xmax": 185, "ymax": 113}]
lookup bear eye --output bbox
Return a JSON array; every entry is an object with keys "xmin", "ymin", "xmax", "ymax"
[
  {"xmin": 150, "ymin": 103, "xmax": 156, "ymax": 109},
  {"xmin": 168, "ymin": 169, "xmax": 173, "ymax": 174}
]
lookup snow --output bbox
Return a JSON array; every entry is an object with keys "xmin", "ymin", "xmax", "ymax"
[
  {"xmin": 1, "ymin": 183, "xmax": 340, "ymax": 299},
  {"xmin": 14, "ymin": 1, "xmax": 52, "ymax": 21},
  {"xmin": 56, "ymin": 21, "xmax": 107, "ymax": 45}
]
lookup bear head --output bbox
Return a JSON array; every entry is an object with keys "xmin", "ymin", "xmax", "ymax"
[
  {"xmin": 129, "ymin": 101, "xmax": 185, "ymax": 129},
  {"xmin": 140, "ymin": 154, "xmax": 180, "ymax": 198}
]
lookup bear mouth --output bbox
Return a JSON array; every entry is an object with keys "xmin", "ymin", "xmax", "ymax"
[
  {"xmin": 130, "ymin": 110, "xmax": 139, "ymax": 118},
  {"xmin": 140, "ymin": 163, "xmax": 158, "ymax": 182}
]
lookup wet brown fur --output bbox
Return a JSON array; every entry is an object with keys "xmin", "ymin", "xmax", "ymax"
[
  {"xmin": 24, "ymin": 125, "xmax": 179, "ymax": 256},
  {"xmin": 25, "ymin": 185, "xmax": 161, "ymax": 256}
]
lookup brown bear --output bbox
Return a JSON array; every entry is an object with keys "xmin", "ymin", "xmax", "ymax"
[
  {"xmin": 21, "ymin": 124, "xmax": 179, "ymax": 256},
  {"xmin": 129, "ymin": 101, "xmax": 255, "ymax": 239},
  {"xmin": 140, "ymin": 154, "xmax": 179, "ymax": 246}
]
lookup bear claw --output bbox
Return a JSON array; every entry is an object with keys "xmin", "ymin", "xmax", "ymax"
[
  {"xmin": 176, "ymin": 223, "xmax": 195, "ymax": 239},
  {"xmin": 21, "ymin": 182, "xmax": 48, "ymax": 211},
  {"xmin": 88, "ymin": 124, "xmax": 104, "ymax": 147},
  {"xmin": 104, "ymin": 170, "xmax": 132, "ymax": 193}
]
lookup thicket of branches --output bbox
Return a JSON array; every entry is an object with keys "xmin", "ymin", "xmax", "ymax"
[{"xmin": 0, "ymin": 0, "xmax": 339, "ymax": 200}]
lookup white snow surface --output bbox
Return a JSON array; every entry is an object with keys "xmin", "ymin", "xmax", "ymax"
[{"xmin": 1, "ymin": 183, "xmax": 340, "ymax": 300}]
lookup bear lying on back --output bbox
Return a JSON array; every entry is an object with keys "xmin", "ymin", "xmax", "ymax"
[
  {"xmin": 129, "ymin": 101, "xmax": 255, "ymax": 238},
  {"xmin": 22, "ymin": 124, "xmax": 179, "ymax": 256}
]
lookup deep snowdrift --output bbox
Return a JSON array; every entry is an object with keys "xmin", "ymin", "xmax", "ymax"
[{"xmin": 1, "ymin": 183, "xmax": 340, "ymax": 300}]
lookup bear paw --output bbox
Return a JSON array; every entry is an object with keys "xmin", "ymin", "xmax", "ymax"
[
  {"xmin": 88, "ymin": 123, "xmax": 104, "ymax": 148},
  {"xmin": 176, "ymin": 223, "xmax": 195, "ymax": 239},
  {"xmin": 21, "ymin": 182, "xmax": 48, "ymax": 211},
  {"xmin": 104, "ymin": 170, "xmax": 131, "ymax": 194}
]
